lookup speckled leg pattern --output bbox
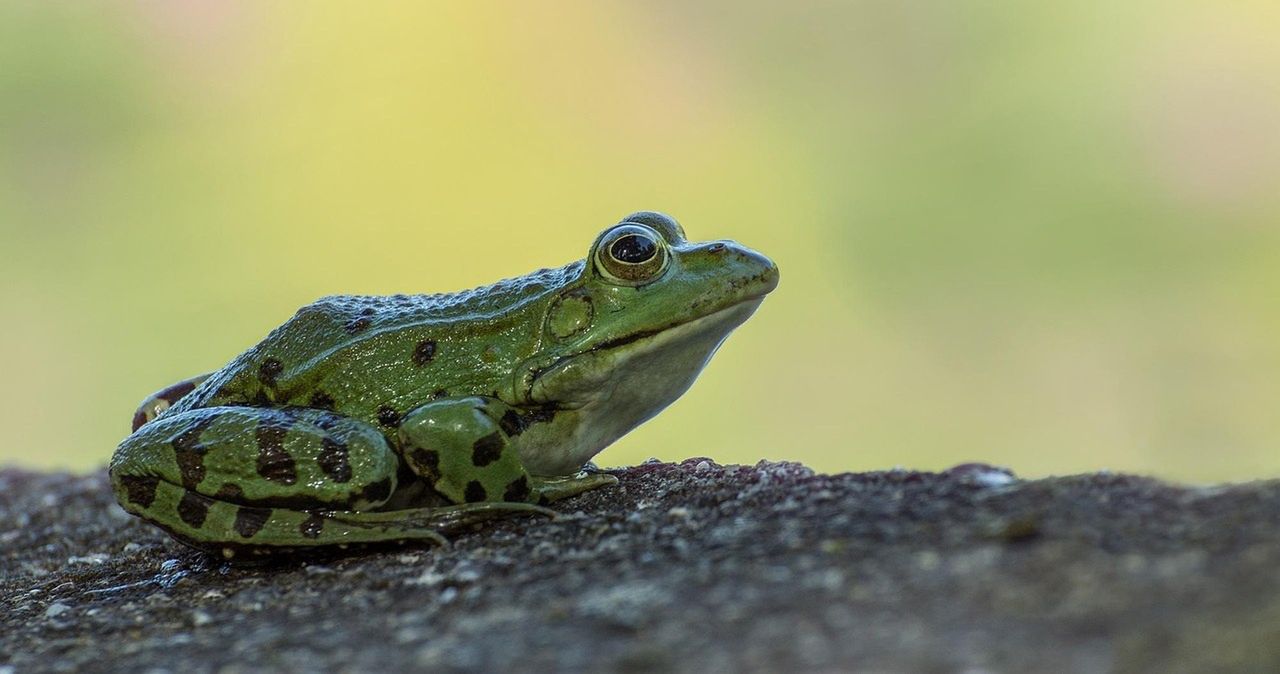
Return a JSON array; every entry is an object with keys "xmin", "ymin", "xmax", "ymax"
[
  {"xmin": 398, "ymin": 397, "xmax": 541, "ymax": 505},
  {"xmin": 109, "ymin": 406, "xmax": 550, "ymax": 556},
  {"xmin": 399, "ymin": 396, "xmax": 617, "ymax": 507}
]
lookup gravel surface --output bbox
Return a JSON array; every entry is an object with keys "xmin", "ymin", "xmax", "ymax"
[{"xmin": 3, "ymin": 459, "xmax": 1280, "ymax": 673}]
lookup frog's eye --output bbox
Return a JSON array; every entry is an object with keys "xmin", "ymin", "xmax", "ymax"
[{"xmin": 594, "ymin": 224, "xmax": 669, "ymax": 285}]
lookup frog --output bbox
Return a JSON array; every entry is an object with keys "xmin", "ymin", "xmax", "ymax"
[{"xmin": 110, "ymin": 211, "xmax": 778, "ymax": 558}]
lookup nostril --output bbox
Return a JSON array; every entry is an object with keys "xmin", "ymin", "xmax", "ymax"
[{"xmin": 707, "ymin": 243, "xmax": 726, "ymax": 253}]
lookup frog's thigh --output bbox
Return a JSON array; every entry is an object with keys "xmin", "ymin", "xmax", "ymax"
[
  {"xmin": 110, "ymin": 406, "xmax": 411, "ymax": 551},
  {"xmin": 113, "ymin": 406, "xmax": 399, "ymax": 509},
  {"xmin": 398, "ymin": 397, "xmax": 534, "ymax": 505}
]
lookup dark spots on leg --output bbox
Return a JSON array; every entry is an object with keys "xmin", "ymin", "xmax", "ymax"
[
  {"xmin": 345, "ymin": 317, "xmax": 371, "ymax": 334},
  {"xmin": 377, "ymin": 406, "xmax": 401, "ymax": 428},
  {"xmin": 317, "ymin": 437, "xmax": 352, "ymax": 483},
  {"xmin": 432, "ymin": 389, "xmax": 449, "ymax": 399},
  {"xmin": 255, "ymin": 422, "xmax": 297, "ymax": 485},
  {"xmin": 233, "ymin": 507, "xmax": 271, "ymax": 538},
  {"xmin": 172, "ymin": 416, "xmax": 216, "ymax": 490},
  {"xmin": 409, "ymin": 448, "xmax": 440, "ymax": 476},
  {"xmin": 308, "ymin": 391, "xmax": 336, "ymax": 410},
  {"xmin": 177, "ymin": 491, "xmax": 211, "ymax": 528},
  {"xmin": 300, "ymin": 513, "xmax": 325, "ymax": 539},
  {"xmin": 361, "ymin": 307, "xmax": 375, "ymax": 316},
  {"xmin": 499, "ymin": 410, "xmax": 526, "ymax": 436},
  {"xmin": 412, "ymin": 339, "xmax": 438, "ymax": 366},
  {"xmin": 464, "ymin": 480, "xmax": 487, "ymax": 503},
  {"xmin": 525, "ymin": 408, "xmax": 557, "ymax": 425},
  {"xmin": 471, "ymin": 432, "xmax": 504, "ymax": 467},
  {"xmin": 258, "ymin": 358, "xmax": 284, "ymax": 386},
  {"xmin": 359, "ymin": 477, "xmax": 393, "ymax": 504},
  {"xmin": 251, "ymin": 389, "xmax": 272, "ymax": 406},
  {"xmin": 503, "ymin": 476, "xmax": 530, "ymax": 502},
  {"xmin": 118, "ymin": 474, "xmax": 159, "ymax": 508},
  {"xmin": 215, "ymin": 482, "xmax": 244, "ymax": 500}
]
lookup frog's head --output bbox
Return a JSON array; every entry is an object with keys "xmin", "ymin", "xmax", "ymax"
[{"xmin": 519, "ymin": 212, "xmax": 777, "ymax": 461}]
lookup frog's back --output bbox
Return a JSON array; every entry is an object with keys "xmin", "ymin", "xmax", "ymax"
[{"xmin": 170, "ymin": 262, "xmax": 584, "ymax": 422}]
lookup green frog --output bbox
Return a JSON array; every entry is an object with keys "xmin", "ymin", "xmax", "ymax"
[{"xmin": 110, "ymin": 211, "xmax": 778, "ymax": 558}]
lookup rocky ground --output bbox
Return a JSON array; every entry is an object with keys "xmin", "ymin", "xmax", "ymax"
[{"xmin": 3, "ymin": 459, "xmax": 1280, "ymax": 673}]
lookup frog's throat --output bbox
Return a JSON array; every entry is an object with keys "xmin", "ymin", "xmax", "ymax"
[{"xmin": 515, "ymin": 298, "xmax": 763, "ymax": 475}]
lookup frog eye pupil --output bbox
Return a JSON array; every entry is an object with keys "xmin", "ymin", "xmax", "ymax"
[{"xmin": 610, "ymin": 234, "xmax": 657, "ymax": 264}]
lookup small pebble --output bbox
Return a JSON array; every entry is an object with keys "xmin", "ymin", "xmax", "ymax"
[
  {"xmin": 406, "ymin": 570, "xmax": 446, "ymax": 587},
  {"xmin": 67, "ymin": 553, "xmax": 110, "ymax": 565}
]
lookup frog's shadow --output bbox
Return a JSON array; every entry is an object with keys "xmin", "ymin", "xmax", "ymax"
[
  {"xmin": 179, "ymin": 515, "xmax": 551, "ymax": 570},
  {"xmin": 199, "ymin": 539, "xmax": 433, "ymax": 570}
]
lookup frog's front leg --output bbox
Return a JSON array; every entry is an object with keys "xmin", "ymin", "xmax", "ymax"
[{"xmin": 398, "ymin": 397, "xmax": 618, "ymax": 505}]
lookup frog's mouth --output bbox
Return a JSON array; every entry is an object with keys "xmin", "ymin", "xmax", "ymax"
[
  {"xmin": 585, "ymin": 297, "xmax": 763, "ymax": 358},
  {"xmin": 524, "ymin": 297, "xmax": 765, "ymax": 409}
]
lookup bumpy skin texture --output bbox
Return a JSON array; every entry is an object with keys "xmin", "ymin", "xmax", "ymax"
[{"xmin": 110, "ymin": 211, "xmax": 778, "ymax": 557}]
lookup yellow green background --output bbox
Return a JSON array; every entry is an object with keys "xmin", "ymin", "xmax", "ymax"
[{"xmin": 2, "ymin": 2, "xmax": 1278, "ymax": 482}]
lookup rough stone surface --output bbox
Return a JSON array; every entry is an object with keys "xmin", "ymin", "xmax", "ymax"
[{"xmin": 3, "ymin": 459, "xmax": 1280, "ymax": 673}]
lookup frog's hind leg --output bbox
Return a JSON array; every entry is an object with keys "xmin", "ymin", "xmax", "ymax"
[
  {"xmin": 112, "ymin": 405, "xmax": 440, "ymax": 555},
  {"xmin": 123, "ymin": 483, "xmax": 556, "ymax": 558},
  {"xmin": 132, "ymin": 481, "xmax": 457, "ymax": 558},
  {"xmin": 131, "ymin": 374, "xmax": 212, "ymax": 431},
  {"xmin": 111, "ymin": 405, "xmax": 558, "ymax": 557}
]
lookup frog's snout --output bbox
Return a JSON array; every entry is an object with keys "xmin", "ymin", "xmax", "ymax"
[
  {"xmin": 703, "ymin": 240, "xmax": 779, "ymax": 299},
  {"xmin": 753, "ymin": 250, "xmax": 780, "ymax": 294}
]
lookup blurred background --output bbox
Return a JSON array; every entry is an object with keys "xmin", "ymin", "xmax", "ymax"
[{"xmin": 1, "ymin": 2, "xmax": 1277, "ymax": 482}]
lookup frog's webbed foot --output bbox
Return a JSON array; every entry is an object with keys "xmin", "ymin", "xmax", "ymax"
[
  {"xmin": 344, "ymin": 501, "xmax": 558, "ymax": 538},
  {"xmin": 531, "ymin": 472, "xmax": 619, "ymax": 502}
]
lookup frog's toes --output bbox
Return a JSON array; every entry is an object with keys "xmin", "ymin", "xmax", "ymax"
[{"xmin": 532, "ymin": 472, "xmax": 619, "ymax": 503}]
